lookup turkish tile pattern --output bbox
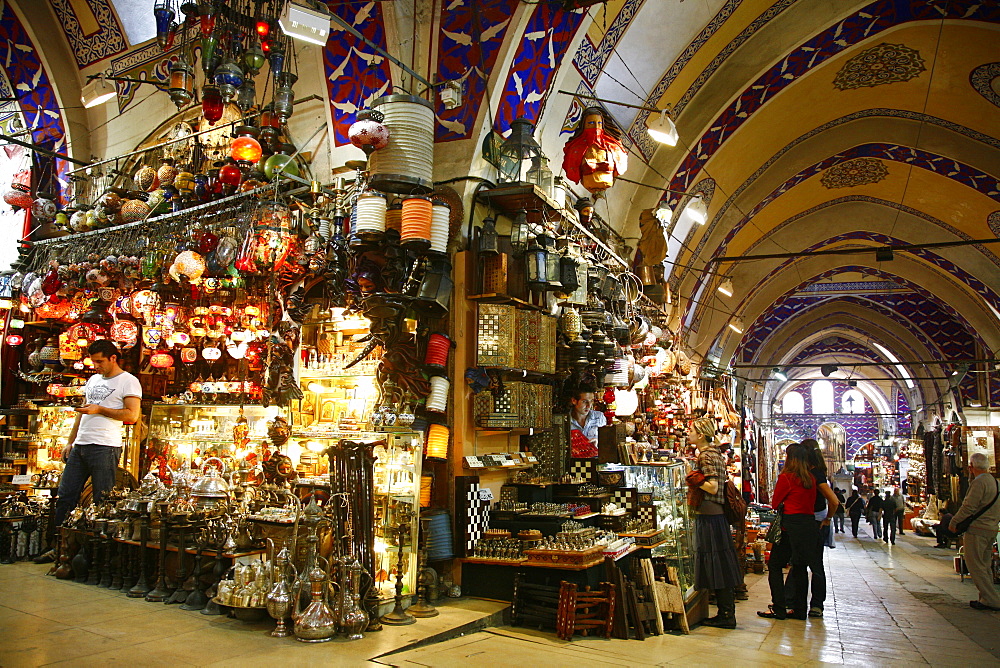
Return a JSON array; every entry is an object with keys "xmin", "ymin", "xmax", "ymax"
[
  {"xmin": 572, "ymin": 0, "xmax": 646, "ymax": 86},
  {"xmin": 897, "ymin": 390, "xmax": 912, "ymax": 435},
  {"xmin": 789, "ymin": 339, "xmax": 888, "ymax": 368},
  {"xmin": 989, "ymin": 211, "xmax": 1000, "ymax": 236},
  {"xmin": 969, "ymin": 62, "xmax": 1000, "ymax": 108},
  {"xmin": 662, "ymin": 0, "xmax": 1000, "ymax": 209},
  {"xmin": 627, "ymin": 0, "xmax": 794, "ymax": 160},
  {"xmin": 832, "ymin": 42, "xmax": 926, "ymax": 90},
  {"xmin": 802, "ymin": 280, "xmax": 901, "ymax": 292},
  {"xmin": 774, "ymin": 414, "xmax": 881, "ymax": 460},
  {"xmin": 323, "ymin": 1, "xmax": 393, "ymax": 146},
  {"xmin": 434, "ymin": 0, "xmax": 518, "ymax": 142},
  {"xmin": 494, "ymin": 2, "xmax": 586, "ymax": 133},
  {"xmin": 0, "ymin": 2, "xmax": 69, "ymax": 200},
  {"xmin": 0, "ymin": 65, "xmax": 23, "ymax": 137},
  {"xmin": 50, "ymin": 0, "xmax": 126, "ymax": 68}
]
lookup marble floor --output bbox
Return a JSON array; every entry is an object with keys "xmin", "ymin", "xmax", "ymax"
[
  {"xmin": 380, "ymin": 524, "xmax": 1000, "ymax": 667},
  {"xmin": 1, "ymin": 522, "xmax": 999, "ymax": 667}
]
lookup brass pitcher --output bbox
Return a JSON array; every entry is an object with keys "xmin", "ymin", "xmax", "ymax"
[
  {"xmin": 293, "ymin": 563, "xmax": 337, "ymax": 643},
  {"xmin": 339, "ymin": 558, "xmax": 368, "ymax": 640},
  {"xmin": 266, "ymin": 546, "xmax": 295, "ymax": 638}
]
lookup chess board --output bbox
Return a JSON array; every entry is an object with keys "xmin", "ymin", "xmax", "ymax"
[{"xmin": 455, "ymin": 476, "xmax": 490, "ymax": 557}]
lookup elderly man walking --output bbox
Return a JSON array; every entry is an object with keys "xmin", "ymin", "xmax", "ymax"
[{"xmin": 950, "ymin": 452, "xmax": 1000, "ymax": 611}]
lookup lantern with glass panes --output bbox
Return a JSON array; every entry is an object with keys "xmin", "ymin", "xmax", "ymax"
[
  {"xmin": 525, "ymin": 232, "xmax": 562, "ymax": 292},
  {"xmin": 510, "ymin": 210, "xmax": 529, "ymax": 256},
  {"xmin": 477, "ymin": 216, "xmax": 499, "ymax": 256},
  {"xmin": 526, "ymin": 155, "xmax": 553, "ymax": 197},
  {"xmin": 558, "ymin": 240, "xmax": 584, "ymax": 293},
  {"xmin": 498, "ymin": 118, "xmax": 543, "ymax": 184}
]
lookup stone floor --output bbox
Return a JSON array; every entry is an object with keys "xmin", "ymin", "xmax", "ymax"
[
  {"xmin": 1, "ymin": 521, "xmax": 999, "ymax": 667},
  {"xmin": 380, "ymin": 523, "xmax": 1000, "ymax": 667}
]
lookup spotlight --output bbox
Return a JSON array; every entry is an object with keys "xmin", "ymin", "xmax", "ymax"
[
  {"xmin": 727, "ymin": 317, "xmax": 744, "ymax": 334},
  {"xmin": 654, "ymin": 201, "xmax": 672, "ymax": 224},
  {"xmin": 647, "ymin": 110, "xmax": 678, "ymax": 146},
  {"xmin": 81, "ymin": 75, "xmax": 115, "ymax": 108},
  {"xmin": 683, "ymin": 194, "xmax": 708, "ymax": 225},
  {"xmin": 772, "ymin": 367, "xmax": 787, "ymax": 382},
  {"xmin": 821, "ymin": 364, "xmax": 838, "ymax": 377},
  {"xmin": 717, "ymin": 278, "xmax": 733, "ymax": 298},
  {"xmin": 279, "ymin": 0, "xmax": 331, "ymax": 46}
]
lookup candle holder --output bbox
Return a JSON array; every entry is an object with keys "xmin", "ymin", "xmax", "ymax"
[
  {"xmin": 180, "ymin": 528, "xmax": 209, "ymax": 611},
  {"xmin": 127, "ymin": 512, "xmax": 152, "ymax": 597},
  {"xmin": 406, "ymin": 547, "xmax": 438, "ymax": 618},
  {"xmin": 145, "ymin": 504, "xmax": 173, "ymax": 602},
  {"xmin": 380, "ymin": 512, "xmax": 415, "ymax": 625}
]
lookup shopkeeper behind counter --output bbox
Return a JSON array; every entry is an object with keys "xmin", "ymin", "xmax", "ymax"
[{"xmin": 569, "ymin": 385, "xmax": 607, "ymax": 458}]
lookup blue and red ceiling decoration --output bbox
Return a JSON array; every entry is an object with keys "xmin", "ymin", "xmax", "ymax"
[
  {"xmin": 0, "ymin": 2, "xmax": 69, "ymax": 201},
  {"xmin": 661, "ymin": 0, "xmax": 1000, "ymax": 209},
  {"xmin": 434, "ymin": 0, "xmax": 517, "ymax": 142},
  {"xmin": 493, "ymin": 1, "xmax": 586, "ymax": 134},
  {"xmin": 323, "ymin": 1, "xmax": 393, "ymax": 147},
  {"xmin": 572, "ymin": 0, "xmax": 645, "ymax": 87}
]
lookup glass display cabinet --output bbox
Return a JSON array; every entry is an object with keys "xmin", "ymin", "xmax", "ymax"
[{"xmin": 624, "ymin": 461, "xmax": 696, "ymax": 598}]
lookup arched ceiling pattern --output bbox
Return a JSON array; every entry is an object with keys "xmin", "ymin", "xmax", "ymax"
[{"xmin": 19, "ymin": 0, "xmax": 1000, "ymax": 420}]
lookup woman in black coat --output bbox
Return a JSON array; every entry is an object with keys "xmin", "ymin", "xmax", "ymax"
[{"xmin": 845, "ymin": 489, "xmax": 865, "ymax": 538}]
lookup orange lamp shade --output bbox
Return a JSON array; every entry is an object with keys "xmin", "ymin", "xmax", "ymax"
[
  {"xmin": 420, "ymin": 474, "xmax": 433, "ymax": 508},
  {"xmin": 425, "ymin": 423, "xmax": 449, "ymax": 460},
  {"xmin": 231, "ymin": 136, "xmax": 263, "ymax": 164},
  {"xmin": 401, "ymin": 197, "xmax": 432, "ymax": 246},
  {"xmin": 150, "ymin": 352, "xmax": 174, "ymax": 368}
]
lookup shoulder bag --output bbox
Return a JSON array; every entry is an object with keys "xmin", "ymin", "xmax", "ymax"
[
  {"xmin": 723, "ymin": 477, "xmax": 748, "ymax": 526},
  {"xmin": 764, "ymin": 503, "xmax": 785, "ymax": 546},
  {"xmin": 954, "ymin": 477, "xmax": 1000, "ymax": 535}
]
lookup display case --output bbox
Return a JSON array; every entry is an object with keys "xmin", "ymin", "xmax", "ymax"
[
  {"xmin": 146, "ymin": 402, "xmax": 422, "ymax": 602},
  {"xmin": 623, "ymin": 461, "xmax": 696, "ymax": 598}
]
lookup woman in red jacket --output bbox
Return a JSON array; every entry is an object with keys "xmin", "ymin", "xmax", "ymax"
[{"xmin": 758, "ymin": 443, "xmax": 818, "ymax": 620}]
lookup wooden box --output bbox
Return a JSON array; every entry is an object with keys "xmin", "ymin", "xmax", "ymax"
[{"xmin": 476, "ymin": 303, "xmax": 516, "ymax": 367}]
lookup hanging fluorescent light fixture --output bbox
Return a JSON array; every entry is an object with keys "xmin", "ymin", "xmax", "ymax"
[
  {"xmin": 727, "ymin": 317, "xmax": 744, "ymax": 334},
  {"xmin": 772, "ymin": 367, "xmax": 788, "ymax": 382},
  {"xmin": 717, "ymin": 277, "xmax": 733, "ymax": 297},
  {"xmin": 684, "ymin": 194, "xmax": 709, "ymax": 225},
  {"xmin": 647, "ymin": 110, "xmax": 678, "ymax": 146},
  {"xmin": 81, "ymin": 75, "xmax": 115, "ymax": 108},
  {"xmin": 279, "ymin": 0, "xmax": 331, "ymax": 46}
]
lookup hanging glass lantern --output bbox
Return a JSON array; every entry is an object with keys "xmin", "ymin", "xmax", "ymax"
[
  {"xmin": 214, "ymin": 58, "xmax": 244, "ymax": 101},
  {"xmin": 478, "ymin": 216, "xmax": 499, "ymax": 256},
  {"xmin": 31, "ymin": 193, "xmax": 57, "ymax": 223},
  {"xmin": 154, "ymin": 1, "xmax": 176, "ymax": 51},
  {"xmin": 217, "ymin": 159, "xmax": 242, "ymax": 195},
  {"xmin": 243, "ymin": 44, "xmax": 266, "ymax": 75},
  {"xmin": 347, "ymin": 109, "xmax": 389, "ymax": 157},
  {"xmin": 199, "ymin": 0, "xmax": 216, "ymax": 37},
  {"xmin": 540, "ymin": 234, "xmax": 563, "ymax": 292},
  {"xmin": 559, "ymin": 246, "xmax": 583, "ymax": 294},
  {"xmin": 525, "ymin": 237, "xmax": 549, "ymax": 292},
  {"xmin": 273, "ymin": 72, "xmax": 297, "ymax": 124},
  {"xmin": 510, "ymin": 209, "xmax": 528, "ymax": 256},
  {"xmin": 498, "ymin": 117, "xmax": 542, "ymax": 184},
  {"xmin": 201, "ymin": 34, "xmax": 218, "ymax": 76},
  {"xmin": 268, "ymin": 45, "xmax": 285, "ymax": 77},
  {"xmin": 236, "ymin": 78, "xmax": 256, "ymax": 112},
  {"xmin": 230, "ymin": 126, "xmax": 262, "ymax": 169},
  {"xmin": 263, "ymin": 143, "xmax": 300, "ymax": 180},
  {"xmin": 201, "ymin": 85, "xmax": 224, "ymax": 125},
  {"xmin": 150, "ymin": 351, "xmax": 174, "ymax": 368}
]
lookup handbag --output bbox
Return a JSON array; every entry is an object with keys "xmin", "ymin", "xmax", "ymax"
[
  {"xmin": 953, "ymin": 477, "xmax": 1000, "ymax": 535},
  {"xmin": 764, "ymin": 504, "xmax": 785, "ymax": 546},
  {"xmin": 723, "ymin": 478, "xmax": 748, "ymax": 526}
]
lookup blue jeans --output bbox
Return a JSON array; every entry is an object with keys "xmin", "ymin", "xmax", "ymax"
[{"xmin": 55, "ymin": 444, "xmax": 121, "ymax": 526}]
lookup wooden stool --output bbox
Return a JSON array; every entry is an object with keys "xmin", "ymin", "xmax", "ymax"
[{"xmin": 556, "ymin": 581, "xmax": 616, "ymax": 641}]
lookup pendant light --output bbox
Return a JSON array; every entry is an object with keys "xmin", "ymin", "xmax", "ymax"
[
  {"xmin": 717, "ymin": 278, "xmax": 733, "ymax": 298},
  {"xmin": 728, "ymin": 317, "xmax": 744, "ymax": 334},
  {"xmin": 684, "ymin": 194, "xmax": 708, "ymax": 225}
]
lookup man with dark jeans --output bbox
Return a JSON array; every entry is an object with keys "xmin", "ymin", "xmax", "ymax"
[
  {"xmin": 881, "ymin": 491, "xmax": 897, "ymax": 544},
  {"xmin": 54, "ymin": 341, "xmax": 141, "ymax": 528}
]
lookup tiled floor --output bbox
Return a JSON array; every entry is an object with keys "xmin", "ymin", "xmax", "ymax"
[
  {"xmin": 1, "ymin": 522, "xmax": 999, "ymax": 667},
  {"xmin": 381, "ymin": 523, "xmax": 1000, "ymax": 667}
]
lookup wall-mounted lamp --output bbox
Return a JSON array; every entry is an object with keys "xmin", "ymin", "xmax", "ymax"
[
  {"xmin": 81, "ymin": 75, "xmax": 116, "ymax": 108},
  {"xmin": 772, "ymin": 367, "xmax": 788, "ymax": 382},
  {"xmin": 684, "ymin": 194, "xmax": 708, "ymax": 225},
  {"xmin": 647, "ymin": 110, "xmax": 678, "ymax": 146}
]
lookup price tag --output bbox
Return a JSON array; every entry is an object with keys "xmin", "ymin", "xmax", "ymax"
[
  {"xmin": 11, "ymin": 474, "xmax": 31, "ymax": 485},
  {"xmin": 524, "ymin": 455, "xmax": 538, "ymax": 464},
  {"xmin": 478, "ymin": 488, "xmax": 494, "ymax": 501}
]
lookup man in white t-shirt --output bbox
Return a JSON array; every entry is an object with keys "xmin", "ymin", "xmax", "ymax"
[{"xmin": 54, "ymin": 340, "xmax": 142, "ymax": 527}]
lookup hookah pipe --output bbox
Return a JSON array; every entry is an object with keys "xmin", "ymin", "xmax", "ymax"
[
  {"xmin": 201, "ymin": 518, "xmax": 228, "ymax": 616},
  {"xmin": 180, "ymin": 522, "xmax": 210, "ymax": 611},
  {"xmin": 379, "ymin": 508, "xmax": 415, "ymax": 625}
]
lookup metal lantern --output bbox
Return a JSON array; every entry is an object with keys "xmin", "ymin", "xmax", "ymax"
[
  {"xmin": 526, "ymin": 155, "xmax": 553, "ymax": 197},
  {"xmin": 542, "ymin": 234, "xmax": 563, "ymax": 292},
  {"xmin": 168, "ymin": 59, "xmax": 195, "ymax": 109},
  {"xmin": 348, "ymin": 109, "xmax": 390, "ymax": 157},
  {"xmin": 414, "ymin": 256, "xmax": 453, "ymax": 315},
  {"xmin": 274, "ymin": 72, "xmax": 297, "ymax": 124},
  {"xmin": 213, "ymin": 58, "xmax": 243, "ymax": 100},
  {"xmin": 478, "ymin": 217, "xmax": 499, "ymax": 256},
  {"xmin": 510, "ymin": 210, "xmax": 528, "ymax": 256},
  {"xmin": 525, "ymin": 238, "xmax": 549, "ymax": 292},
  {"xmin": 498, "ymin": 117, "xmax": 542, "ymax": 184}
]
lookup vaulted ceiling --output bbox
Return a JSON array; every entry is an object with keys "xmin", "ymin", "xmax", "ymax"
[{"xmin": 8, "ymin": 0, "xmax": 1000, "ymax": 419}]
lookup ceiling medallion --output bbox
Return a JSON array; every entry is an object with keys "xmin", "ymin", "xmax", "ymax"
[
  {"xmin": 820, "ymin": 158, "xmax": 889, "ymax": 189},
  {"xmin": 833, "ymin": 43, "xmax": 926, "ymax": 90},
  {"xmin": 969, "ymin": 62, "xmax": 1000, "ymax": 108}
]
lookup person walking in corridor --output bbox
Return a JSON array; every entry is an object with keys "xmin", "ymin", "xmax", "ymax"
[
  {"xmin": 890, "ymin": 487, "xmax": 906, "ymax": 535},
  {"xmin": 867, "ymin": 491, "xmax": 883, "ymax": 540},
  {"xmin": 833, "ymin": 488, "xmax": 847, "ymax": 533},
  {"xmin": 882, "ymin": 490, "xmax": 897, "ymax": 544},
  {"xmin": 845, "ymin": 489, "xmax": 865, "ymax": 537},
  {"xmin": 948, "ymin": 452, "xmax": 1000, "ymax": 611}
]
